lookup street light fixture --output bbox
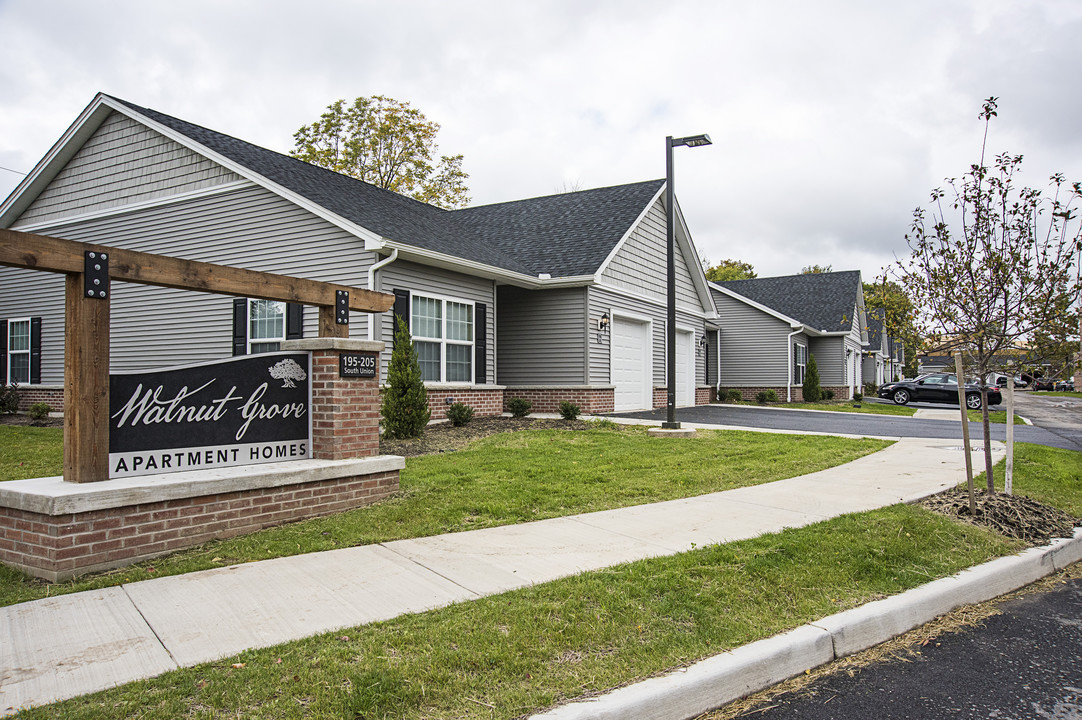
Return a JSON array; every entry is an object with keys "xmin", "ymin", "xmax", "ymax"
[{"xmin": 663, "ymin": 133, "xmax": 712, "ymax": 429}]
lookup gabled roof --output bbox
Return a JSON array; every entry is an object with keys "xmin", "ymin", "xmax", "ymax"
[
  {"xmin": 2, "ymin": 94, "xmax": 669, "ymax": 284},
  {"xmin": 712, "ymin": 270, "xmax": 864, "ymax": 335}
]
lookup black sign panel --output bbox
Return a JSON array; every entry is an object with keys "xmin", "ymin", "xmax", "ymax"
[
  {"xmin": 109, "ymin": 352, "xmax": 311, "ymax": 478},
  {"xmin": 340, "ymin": 352, "xmax": 377, "ymax": 378}
]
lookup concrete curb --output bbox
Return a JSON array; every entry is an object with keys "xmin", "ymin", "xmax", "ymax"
[{"xmin": 530, "ymin": 527, "xmax": 1082, "ymax": 720}]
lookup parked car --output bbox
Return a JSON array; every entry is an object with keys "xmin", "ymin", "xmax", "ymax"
[
  {"xmin": 1033, "ymin": 378, "xmax": 1056, "ymax": 391},
  {"xmin": 1055, "ymin": 380, "xmax": 1075, "ymax": 392},
  {"xmin": 877, "ymin": 373, "xmax": 1002, "ymax": 409},
  {"xmin": 996, "ymin": 376, "xmax": 1028, "ymax": 389}
]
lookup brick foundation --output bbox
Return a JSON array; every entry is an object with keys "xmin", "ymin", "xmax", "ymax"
[
  {"xmin": 717, "ymin": 386, "xmax": 854, "ymax": 403},
  {"xmin": 651, "ymin": 386, "xmax": 714, "ymax": 409},
  {"xmin": 427, "ymin": 387, "xmax": 506, "ymax": 419},
  {"xmin": 13, "ymin": 385, "xmax": 64, "ymax": 412},
  {"xmin": 502, "ymin": 386, "xmax": 615, "ymax": 414},
  {"xmin": 0, "ymin": 468, "xmax": 399, "ymax": 581}
]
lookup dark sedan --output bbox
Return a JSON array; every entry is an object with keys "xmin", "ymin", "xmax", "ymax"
[{"xmin": 878, "ymin": 372, "xmax": 1002, "ymax": 409}]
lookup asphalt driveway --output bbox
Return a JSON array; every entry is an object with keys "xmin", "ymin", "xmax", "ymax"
[{"xmin": 611, "ymin": 401, "xmax": 1080, "ymax": 451}]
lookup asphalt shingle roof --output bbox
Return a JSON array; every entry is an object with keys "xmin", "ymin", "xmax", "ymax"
[
  {"xmin": 110, "ymin": 97, "xmax": 663, "ymax": 279},
  {"xmin": 715, "ymin": 270, "xmax": 862, "ymax": 333}
]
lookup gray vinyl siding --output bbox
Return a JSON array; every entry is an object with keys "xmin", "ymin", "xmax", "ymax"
[
  {"xmin": 496, "ymin": 286, "xmax": 586, "ymax": 385},
  {"xmin": 712, "ymin": 290, "xmax": 793, "ymax": 386},
  {"xmin": 588, "ymin": 286, "xmax": 705, "ymax": 387},
  {"xmin": 809, "ymin": 337, "xmax": 845, "ymax": 386},
  {"xmin": 599, "ymin": 200, "xmax": 703, "ymax": 313},
  {"xmin": 12, "ymin": 112, "xmax": 242, "ymax": 227},
  {"xmin": 706, "ymin": 330, "xmax": 720, "ymax": 385},
  {"xmin": 376, "ymin": 261, "xmax": 496, "ymax": 385},
  {"xmin": 0, "ymin": 183, "xmax": 377, "ymax": 381}
]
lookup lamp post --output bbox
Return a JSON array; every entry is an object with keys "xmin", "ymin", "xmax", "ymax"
[{"xmin": 663, "ymin": 133, "xmax": 712, "ymax": 429}]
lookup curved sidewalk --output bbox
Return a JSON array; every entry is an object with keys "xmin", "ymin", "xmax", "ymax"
[{"xmin": 1, "ymin": 437, "xmax": 1000, "ymax": 715}]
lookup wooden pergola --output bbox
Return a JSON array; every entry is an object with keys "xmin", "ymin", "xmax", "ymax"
[{"xmin": 0, "ymin": 228, "xmax": 394, "ymax": 483}]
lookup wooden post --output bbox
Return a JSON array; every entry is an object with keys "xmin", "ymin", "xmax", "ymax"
[
  {"xmin": 1005, "ymin": 377, "xmax": 1014, "ymax": 495},
  {"xmin": 63, "ymin": 274, "xmax": 110, "ymax": 483},
  {"xmin": 953, "ymin": 351, "xmax": 976, "ymax": 515},
  {"xmin": 318, "ymin": 306, "xmax": 349, "ymax": 338}
]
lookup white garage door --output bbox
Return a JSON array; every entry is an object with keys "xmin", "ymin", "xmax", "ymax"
[
  {"xmin": 676, "ymin": 329, "xmax": 694, "ymax": 407},
  {"xmin": 612, "ymin": 317, "xmax": 649, "ymax": 411}
]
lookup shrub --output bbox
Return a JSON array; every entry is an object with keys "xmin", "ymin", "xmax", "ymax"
[
  {"xmin": 824, "ymin": 389, "xmax": 835, "ymax": 400},
  {"xmin": 720, "ymin": 389, "xmax": 742, "ymax": 403},
  {"xmin": 756, "ymin": 389, "xmax": 778, "ymax": 404},
  {"xmin": 380, "ymin": 316, "xmax": 431, "ymax": 439},
  {"xmin": 803, "ymin": 354, "xmax": 822, "ymax": 402},
  {"xmin": 863, "ymin": 381, "xmax": 878, "ymax": 396},
  {"xmin": 558, "ymin": 400, "xmax": 581, "ymax": 420},
  {"xmin": 506, "ymin": 397, "xmax": 532, "ymax": 418},
  {"xmin": 28, "ymin": 402, "xmax": 52, "ymax": 424},
  {"xmin": 853, "ymin": 392, "xmax": 863, "ymax": 402},
  {"xmin": 446, "ymin": 402, "xmax": 474, "ymax": 427},
  {"xmin": 0, "ymin": 383, "xmax": 19, "ymax": 414}
]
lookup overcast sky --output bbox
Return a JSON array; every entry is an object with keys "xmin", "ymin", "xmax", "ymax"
[{"xmin": 2, "ymin": 0, "xmax": 1081, "ymax": 281}]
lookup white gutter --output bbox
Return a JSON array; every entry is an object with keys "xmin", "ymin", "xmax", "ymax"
[
  {"xmin": 786, "ymin": 326, "xmax": 804, "ymax": 402},
  {"xmin": 367, "ymin": 248, "xmax": 398, "ymax": 341}
]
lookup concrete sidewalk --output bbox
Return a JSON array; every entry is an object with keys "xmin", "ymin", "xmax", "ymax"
[{"xmin": 1, "ymin": 437, "xmax": 1001, "ymax": 715}]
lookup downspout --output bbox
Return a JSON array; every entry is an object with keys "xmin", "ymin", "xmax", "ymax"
[
  {"xmin": 715, "ymin": 330, "xmax": 721, "ymax": 397},
  {"xmin": 367, "ymin": 248, "xmax": 398, "ymax": 341},
  {"xmin": 786, "ymin": 326, "xmax": 804, "ymax": 403}
]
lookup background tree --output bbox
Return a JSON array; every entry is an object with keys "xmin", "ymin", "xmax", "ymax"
[
  {"xmin": 291, "ymin": 95, "xmax": 470, "ymax": 209},
  {"xmin": 895, "ymin": 97, "xmax": 1082, "ymax": 490},
  {"xmin": 381, "ymin": 316, "xmax": 431, "ymax": 439},
  {"xmin": 801, "ymin": 264, "xmax": 834, "ymax": 274},
  {"xmin": 706, "ymin": 259, "xmax": 757, "ymax": 282},
  {"xmin": 864, "ymin": 277, "xmax": 920, "ymax": 380}
]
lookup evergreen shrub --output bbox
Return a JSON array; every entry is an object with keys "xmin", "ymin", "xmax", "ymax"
[{"xmin": 381, "ymin": 316, "xmax": 431, "ymax": 439}]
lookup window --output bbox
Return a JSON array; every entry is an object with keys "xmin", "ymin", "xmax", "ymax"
[
  {"xmin": 7, "ymin": 318, "xmax": 30, "ymax": 384},
  {"xmin": 411, "ymin": 294, "xmax": 473, "ymax": 383},
  {"xmin": 794, "ymin": 343, "xmax": 807, "ymax": 384},
  {"xmin": 248, "ymin": 300, "xmax": 285, "ymax": 354}
]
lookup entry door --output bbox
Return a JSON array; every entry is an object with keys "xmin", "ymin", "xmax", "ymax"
[
  {"xmin": 612, "ymin": 317, "xmax": 650, "ymax": 411},
  {"xmin": 676, "ymin": 329, "xmax": 694, "ymax": 407}
]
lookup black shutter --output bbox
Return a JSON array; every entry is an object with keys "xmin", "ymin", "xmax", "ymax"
[
  {"xmin": 0, "ymin": 320, "xmax": 7, "ymax": 385},
  {"xmin": 232, "ymin": 299, "xmax": 248, "ymax": 356},
  {"xmin": 704, "ymin": 332, "xmax": 710, "ymax": 384},
  {"xmin": 793, "ymin": 344, "xmax": 798, "ymax": 384},
  {"xmin": 392, "ymin": 289, "xmax": 410, "ymax": 345},
  {"xmin": 286, "ymin": 303, "xmax": 303, "ymax": 340},
  {"xmin": 29, "ymin": 317, "xmax": 42, "ymax": 384},
  {"xmin": 474, "ymin": 303, "xmax": 487, "ymax": 385}
]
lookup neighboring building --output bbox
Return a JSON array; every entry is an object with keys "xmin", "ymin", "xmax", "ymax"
[
  {"xmin": 0, "ymin": 93, "xmax": 718, "ymax": 416},
  {"xmin": 862, "ymin": 308, "xmax": 889, "ymax": 387},
  {"xmin": 709, "ymin": 271, "xmax": 867, "ymax": 401}
]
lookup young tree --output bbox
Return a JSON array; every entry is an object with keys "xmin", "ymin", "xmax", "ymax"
[
  {"xmin": 706, "ymin": 259, "xmax": 757, "ymax": 282},
  {"xmin": 291, "ymin": 95, "xmax": 470, "ymax": 209},
  {"xmin": 803, "ymin": 353, "xmax": 822, "ymax": 402},
  {"xmin": 381, "ymin": 316, "xmax": 431, "ymax": 439},
  {"xmin": 896, "ymin": 97, "xmax": 1082, "ymax": 490}
]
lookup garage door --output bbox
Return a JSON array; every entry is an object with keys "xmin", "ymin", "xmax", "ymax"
[
  {"xmin": 676, "ymin": 329, "xmax": 693, "ymax": 407},
  {"xmin": 612, "ymin": 317, "xmax": 649, "ymax": 411}
]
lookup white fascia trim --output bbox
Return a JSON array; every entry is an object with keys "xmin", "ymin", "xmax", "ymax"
[
  {"xmin": 105, "ymin": 97, "xmax": 386, "ymax": 248},
  {"xmin": 0, "ymin": 94, "xmax": 114, "ymax": 227},
  {"xmin": 594, "ymin": 280, "xmax": 716, "ymax": 320},
  {"xmin": 594, "ymin": 184, "xmax": 666, "ymax": 278},
  {"xmin": 709, "ymin": 282, "xmax": 804, "ymax": 327},
  {"xmin": 9, "ymin": 180, "xmax": 252, "ymax": 233},
  {"xmin": 378, "ymin": 239, "xmax": 594, "ymax": 289}
]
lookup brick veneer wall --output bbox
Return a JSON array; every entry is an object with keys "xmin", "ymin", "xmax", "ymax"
[
  {"xmin": 502, "ymin": 387, "xmax": 615, "ymax": 414},
  {"xmin": 651, "ymin": 387, "xmax": 713, "ymax": 409},
  {"xmin": 309, "ymin": 350, "xmax": 380, "ymax": 460},
  {"xmin": 14, "ymin": 385, "xmax": 64, "ymax": 412},
  {"xmin": 0, "ymin": 470, "xmax": 399, "ymax": 581},
  {"xmin": 719, "ymin": 386, "xmax": 853, "ymax": 403},
  {"xmin": 426, "ymin": 387, "xmax": 505, "ymax": 419}
]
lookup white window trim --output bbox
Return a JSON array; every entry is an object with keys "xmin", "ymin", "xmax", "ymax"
[
  {"xmin": 411, "ymin": 291, "xmax": 475, "ymax": 385},
  {"xmin": 247, "ymin": 299, "xmax": 286, "ymax": 355},
  {"xmin": 794, "ymin": 342, "xmax": 807, "ymax": 385},
  {"xmin": 7, "ymin": 317, "xmax": 31, "ymax": 385}
]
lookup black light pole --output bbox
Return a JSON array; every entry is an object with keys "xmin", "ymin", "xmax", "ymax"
[{"xmin": 663, "ymin": 133, "xmax": 712, "ymax": 429}]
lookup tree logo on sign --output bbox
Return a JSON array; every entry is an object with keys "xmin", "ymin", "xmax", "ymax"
[{"xmin": 269, "ymin": 359, "xmax": 307, "ymax": 388}]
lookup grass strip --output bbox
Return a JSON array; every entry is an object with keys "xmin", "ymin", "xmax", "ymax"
[
  {"xmin": 15, "ymin": 505, "xmax": 1022, "ymax": 720},
  {"xmin": 723, "ymin": 400, "xmax": 916, "ymax": 416},
  {"xmin": 0, "ymin": 426, "xmax": 889, "ymax": 606},
  {"xmin": 0, "ymin": 425, "xmax": 63, "ymax": 482}
]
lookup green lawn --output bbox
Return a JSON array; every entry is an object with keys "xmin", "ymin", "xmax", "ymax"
[
  {"xmin": 0, "ymin": 424, "xmax": 890, "ymax": 606},
  {"xmin": 1039, "ymin": 391, "xmax": 1082, "ymax": 399},
  {"xmin": 0, "ymin": 425, "xmax": 63, "ymax": 481},
  {"xmin": 14, "ymin": 506, "xmax": 1023, "ymax": 720},
  {"xmin": 721, "ymin": 400, "xmax": 916, "ymax": 416}
]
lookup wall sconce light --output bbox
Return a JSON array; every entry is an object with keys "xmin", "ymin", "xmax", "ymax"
[
  {"xmin": 698, "ymin": 335, "xmax": 708, "ymax": 349},
  {"xmin": 598, "ymin": 312, "xmax": 610, "ymax": 332}
]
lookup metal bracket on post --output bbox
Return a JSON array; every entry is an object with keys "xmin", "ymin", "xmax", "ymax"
[
  {"xmin": 336, "ymin": 290, "xmax": 349, "ymax": 324},
  {"xmin": 84, "ymin": 251, "xmax": 109, "ymax": 299}
]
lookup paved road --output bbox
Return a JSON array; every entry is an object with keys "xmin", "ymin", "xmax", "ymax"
[
  {"xmin": 612, "ymin": 400, "xmax": 1081, "ymax": 451},
  {"xmin": 721, "ymin": 575, "xmax": 1082, "ymax": 719},
  {"xmin": 1011, "ymin": 391, "xmax": 1082, "ymax": 452}
]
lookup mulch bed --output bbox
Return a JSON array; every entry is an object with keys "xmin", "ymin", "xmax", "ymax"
[
  {"xmin": 379, "ymin": 416, "xmax": 594, "ymax": 457},
  {"xmin": 920, "ymin": 487, "xmax": 1079, "ymax": 545},
  {"xmin": 0, "ymin": 413, "xmax": 63, "ymax": 428}
]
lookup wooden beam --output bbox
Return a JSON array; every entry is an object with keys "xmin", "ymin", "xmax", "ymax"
[
  {"xmin": 318, "ymin": 306, "xmax": 350, "ymax": 338},
  {"xmin": 0, "ymin": 228, "xmax": 394, "ymax": 313},
  {"xmin": 64, "ymin": 274, "xmax": 110, "ymax": 483}
]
